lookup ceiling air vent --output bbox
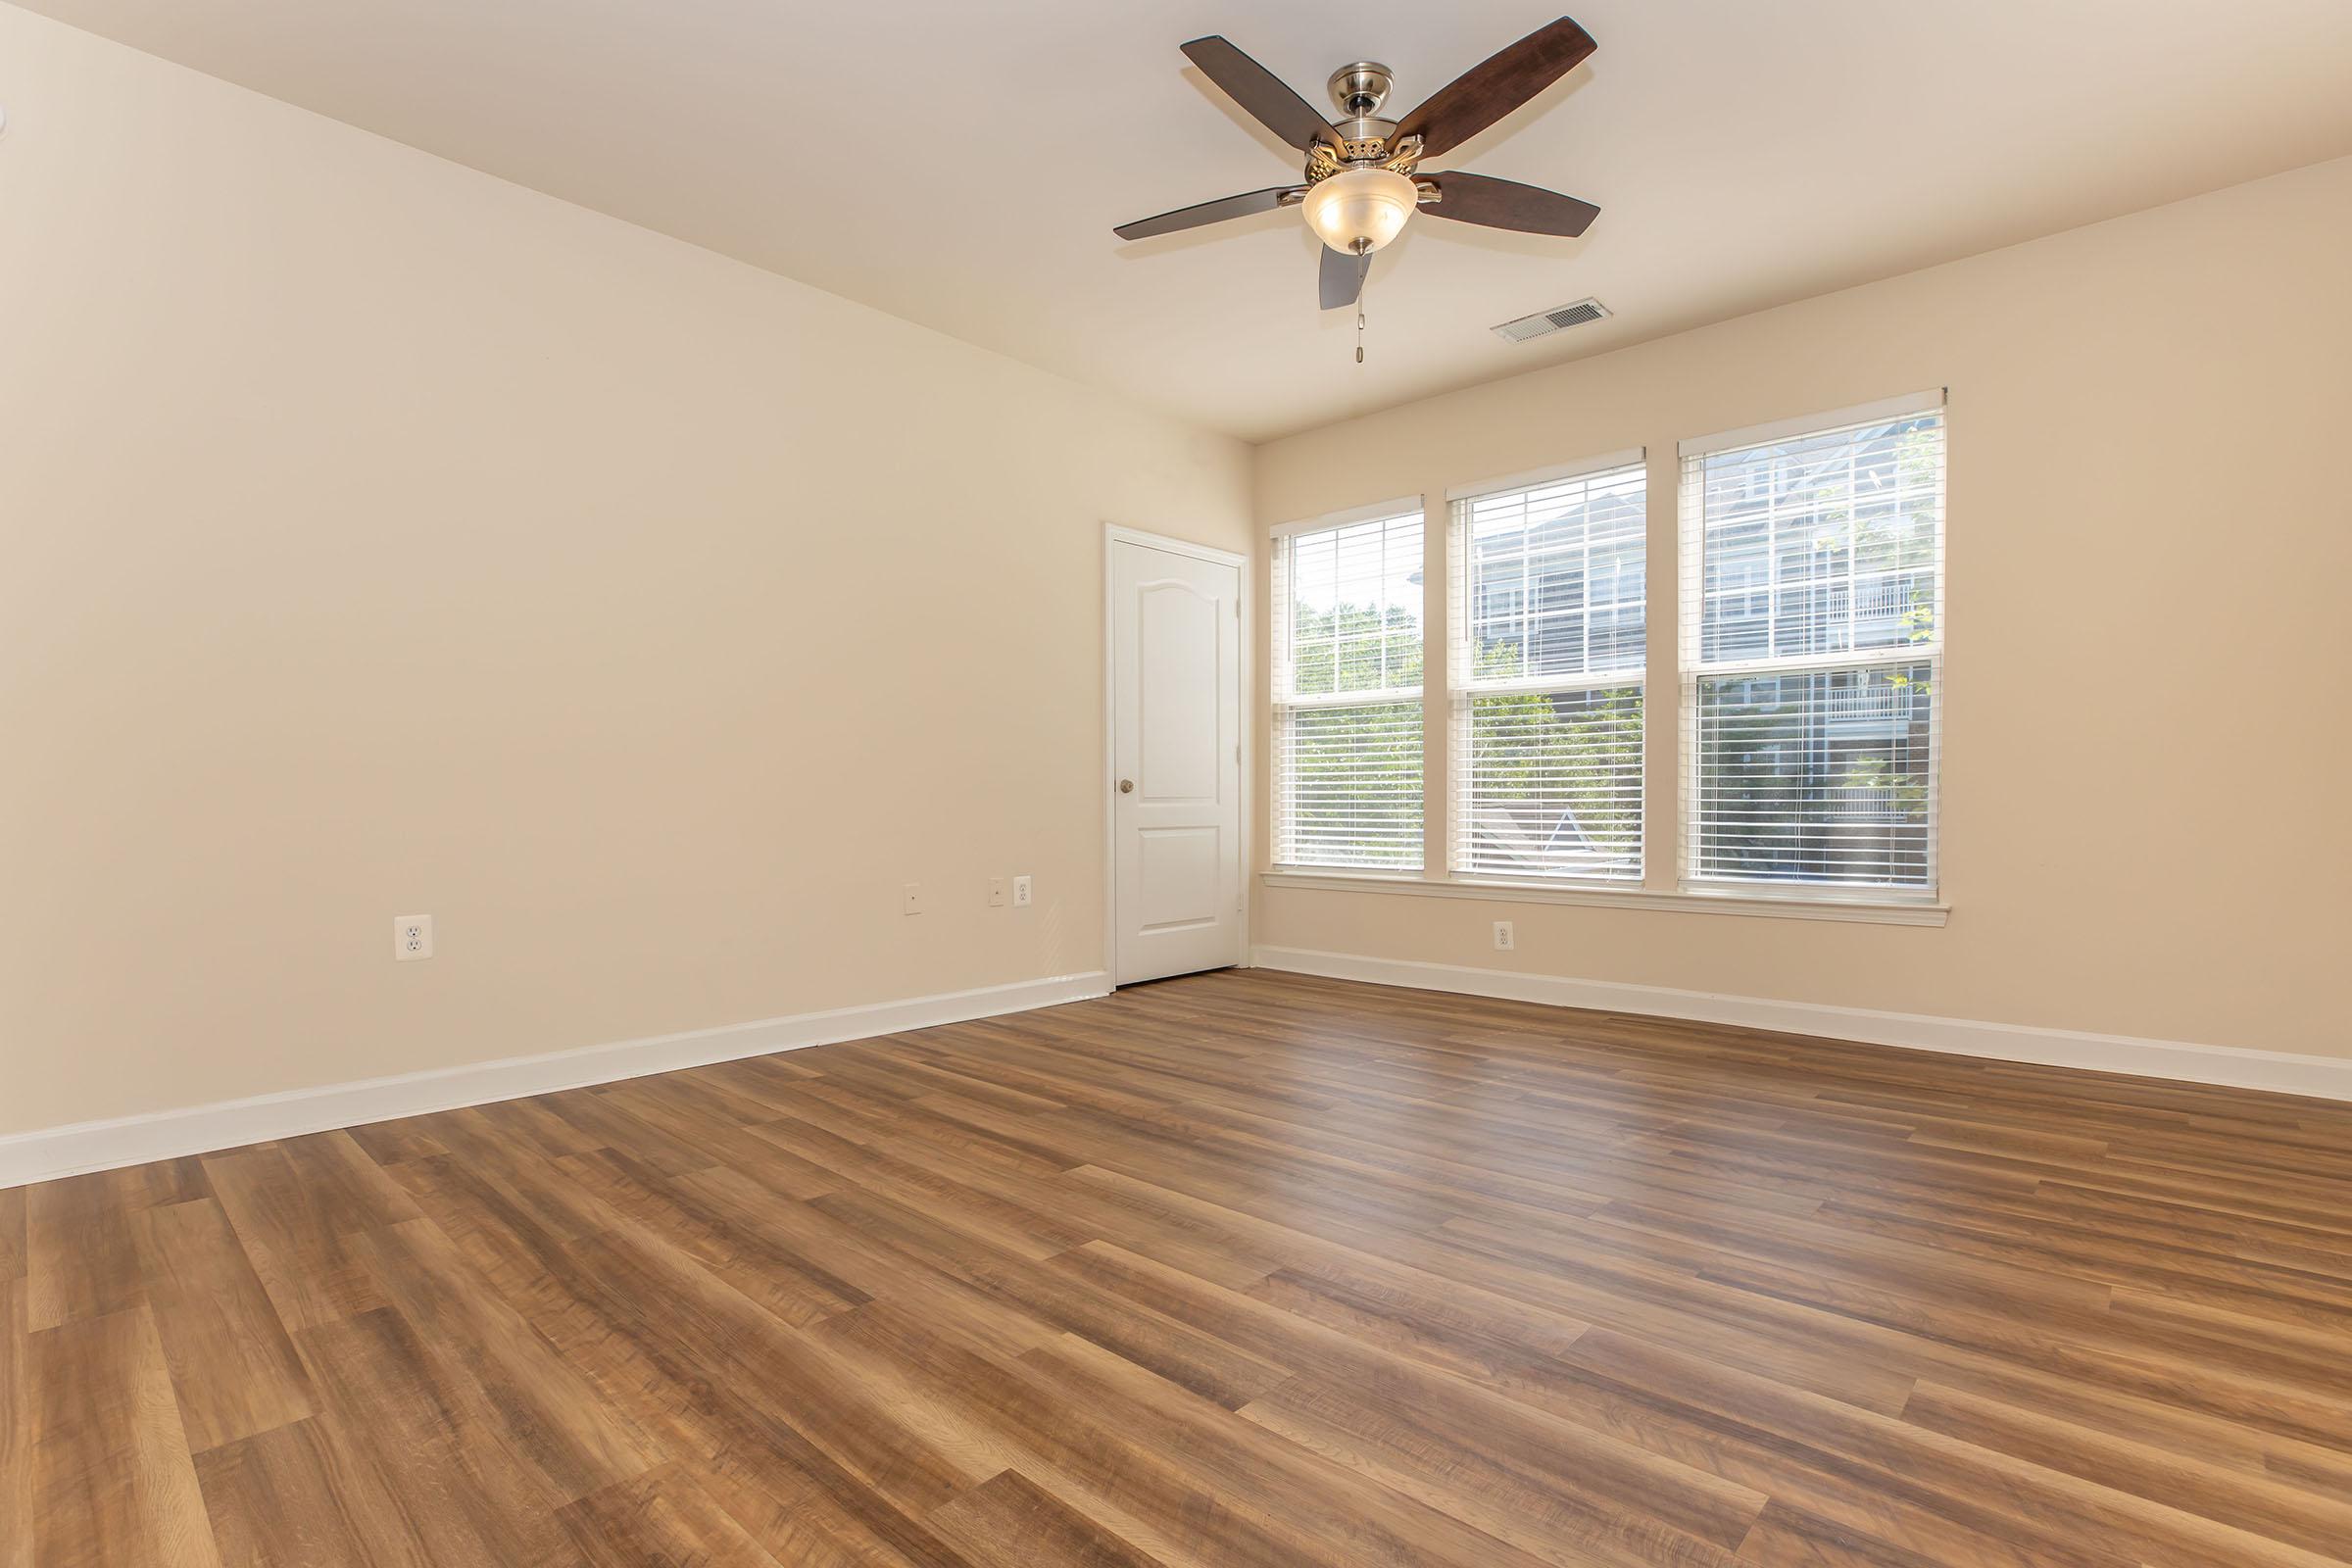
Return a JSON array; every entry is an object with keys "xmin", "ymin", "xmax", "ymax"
[{"xmin": 1492, "ymin": 298, "xmax": 1611, "ymax": 344}]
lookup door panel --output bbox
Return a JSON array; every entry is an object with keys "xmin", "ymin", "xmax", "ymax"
[
  {"xmin": 1112, "ymin": 540, "xmax": 1243, "ymax": 984},
  {"xmin": 1138, "ymin": 826, "xmax": 1222, "ymax": 930},
  {"xmin": 1140, "ymin": 584, "xmax": 1220, "ymax": 803}
]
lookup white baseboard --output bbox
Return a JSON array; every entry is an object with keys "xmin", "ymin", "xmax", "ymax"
[
  {"xmin": 1252, "ymin": 946, "xmax": 2352, "ymax": 1103},
  {"xmin": 0, "ymin": 970, "xmax": 1110, "ymax": 1190}
]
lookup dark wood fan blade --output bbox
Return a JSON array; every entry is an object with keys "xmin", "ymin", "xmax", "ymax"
[
  {"xmin": 1319, "ymin": 244, "xmax": 1366, "ymax": 311},
  {"xmin": 1181, "ymin": 36, "xmax": 1337, "ymax": 153},
  {"xmin": 1419, "ymin": 172, "xmax": 1599, "ymax": 236},
  {"xmin": 1113, "ymin": 186, "xmax": 1298, "ymax": 241},
  {"xmin": 1394, "ymin": 17, "xmax": 1596, "ymax": 159}
]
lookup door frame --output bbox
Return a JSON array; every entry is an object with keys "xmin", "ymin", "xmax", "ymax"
[{"xmin": 1102, "ymin": 523, "xmax": 1252, "ymax": 988}]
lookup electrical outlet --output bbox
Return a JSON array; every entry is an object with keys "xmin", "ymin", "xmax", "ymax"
[
  {"xmin": 1012, "ymin": 875, "xmax": 1033, "ymax": 907},
  {"xmin": 394, "ymin": 914, "xmax": 433, "ymax": 961},
  {"xmin": 902, "ymin": 883, "xmax": 924, "ymax": 916},
  {"xmin": 988, "ymin": 877, "xmax": 1008, "ymax": 907},
  {"xmin": 1492, "ymin": 919, "xmax": 1515, "ymax": 953}
]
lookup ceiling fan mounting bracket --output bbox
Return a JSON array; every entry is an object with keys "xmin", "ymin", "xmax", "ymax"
[{"xmin": 1327, "ymin": 61, "xmax": 1395, "ymax": 120}]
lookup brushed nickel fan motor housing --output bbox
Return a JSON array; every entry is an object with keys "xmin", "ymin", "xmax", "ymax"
[
  {"xmin": 1329, "ymin": 117, "xmax": 1398, "ymax": 155},
  {"xmin": 1313, "ymin": 62, "xmax": 1403, "ymax": 175}
]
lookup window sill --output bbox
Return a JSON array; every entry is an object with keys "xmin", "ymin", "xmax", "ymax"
[{"xmin": 1259, "ymin": 871, "xmax": 1949, "ymax": 927}]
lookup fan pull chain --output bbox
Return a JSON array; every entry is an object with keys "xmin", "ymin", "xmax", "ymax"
[{"xmin": 1354, "ymin": 241, "xmax": 1370, "ymax": 365}]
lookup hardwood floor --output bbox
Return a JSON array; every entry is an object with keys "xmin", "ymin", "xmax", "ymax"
[{"xmin": 8, "ymin": 967, "xmax": 2352, "ymax": 1566}]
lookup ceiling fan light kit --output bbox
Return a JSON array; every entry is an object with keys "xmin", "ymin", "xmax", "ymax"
[
  {"xmin": 1115, "ymin": 17, "xmax": 1604, "ymax": 352},
  {"xmin": 1301, "ymin": 167, "xmax": 1419, "ymax": 255}
]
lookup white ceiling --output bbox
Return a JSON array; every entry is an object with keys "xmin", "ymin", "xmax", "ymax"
[{"xmin": 24, "ymin": 0, "xmax": 2352, "ymax": 441}]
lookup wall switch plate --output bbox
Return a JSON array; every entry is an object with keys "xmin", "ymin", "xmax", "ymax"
[
  {"xmin": 988, "ymin": 877, "xmax": 1008, "ymax": 907},
  {"xmin": 1012, "ymin": 875, "xmax": 1033, "ymax": 907},
  {"xmin": 1492, "ymin": 920, "xmax": 1515, "ymax": 952},
  {"xmin": 902, "ymin": 883, "xmax": 924, "ymax": 916},
  {"xmin": 394, "ymin": 914, "xmax": 433, "ymax": 960}
]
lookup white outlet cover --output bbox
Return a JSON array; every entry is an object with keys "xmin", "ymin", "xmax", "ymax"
[
  {"xmin": 394, "ymin": 914, "xmax": 434, "ymax": 960},
  {"xmin": 1493, "ymin": 920, "xmax": 1514, "ymax": 952},
  {"xmin": 1012, "ymin": 875, "xmax": 1032, "ymax": 907}
]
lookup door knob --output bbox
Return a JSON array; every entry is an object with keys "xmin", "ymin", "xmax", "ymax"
[{"xmin": 1118, "ymin": 778, "xmax": 1135, "ymax": 794}]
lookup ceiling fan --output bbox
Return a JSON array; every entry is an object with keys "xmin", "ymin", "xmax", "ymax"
[{"xmin": 1113, "ymin": 18, "xmax": 1602, "ymax": 313}]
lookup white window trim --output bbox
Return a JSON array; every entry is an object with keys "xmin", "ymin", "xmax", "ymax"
[
  {"xmin": 1446, "ymin": 452, "xmax": 1648, "ymax": 887},
  {"xmin": 1269, "ymin": 495, "xmax": 1425, "ymax": 539},
  {"xmin": 1445, "ymin": 447, "xmax": 1645, "ymax": 504},
  {"xmin": 1680, "ymin": 389, "xmax": 1945, "ymax": 462},
  {"xmin": 1677, "ymin": 391, "xmax": 1947, "ymax": 902},
  {"xmin": 1259, "ymin": 870, "xmax": 1948, "ymax": 926}
]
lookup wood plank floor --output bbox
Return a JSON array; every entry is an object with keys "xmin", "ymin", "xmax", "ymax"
[{"xmin": 8, "ymin": 968, "xmax": 2352, "ymax": 1566}]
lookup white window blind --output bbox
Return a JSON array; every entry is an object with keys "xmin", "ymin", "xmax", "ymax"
[
  {"xmin": 1680, "ymin": 396, "xmax": 1945, "ymax": 894},
  {"xmin": 1272, "ymin": 507, "xmax": 1425, "ymax": 869},
  {"xmin": 1449, "ymin": 458, "xmax": 1646, "ymax": 880}
]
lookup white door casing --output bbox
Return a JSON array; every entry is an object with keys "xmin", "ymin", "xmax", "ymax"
[{"xmin": 1109, "ymin": 534, "xmax": 1244, "ymax": 985}]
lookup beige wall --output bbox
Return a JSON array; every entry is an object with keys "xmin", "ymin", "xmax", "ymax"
[
  {"xmin": 5, "ymin": 7, "xmax": 2345, "ymax": 1143},
  {"xmin": 0, "ymin": 8, "xmax": 1252, "ymax": 1136},
  {"xmin": 1254, "ymin": 154, "xmax": 2352, "ymax": 1061}
]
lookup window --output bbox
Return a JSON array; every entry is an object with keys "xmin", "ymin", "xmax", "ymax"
[
  {"xmin": 1680, "ymin": 394, "xmax": 1945, "ymax": 894},
  {"xmin": 1271, "ymin": 505, "xmax": 1425, "ymax": 868},
  {"xmin": 1448, "ymin": 455, "xmax": 1646, "ymax": 880}
]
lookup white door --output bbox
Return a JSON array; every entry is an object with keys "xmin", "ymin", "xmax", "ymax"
[{"xmin": 1110, "ymin": 537, "xmax": 1244, "ymax": 985}]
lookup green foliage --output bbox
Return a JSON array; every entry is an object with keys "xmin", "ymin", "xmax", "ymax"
[
  {"xmin": 1697, "ymin": 667, "xmax": 1933, "ymax": 884},
  {"xmin": 1839, "ymin": 752, "xmax": 1928, "ymax": 817},
  {"xmin": 1284, "ymin": 599, "xmax": 1424, "ymax": 865},
  {"xmin": 1288, "ymin": 601, "xmax": 1422, "ymax": 696},
  {"xmin": 1466, "ymin": 639, "xmax": 1641, "ymax": 855}
]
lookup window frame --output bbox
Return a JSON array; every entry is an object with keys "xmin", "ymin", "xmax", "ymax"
[
  {"xmin": 1676, "ymin": 391, "xmax": 1948, "ymax": 904},
  {"xmin": 1446, "ymin": 449, "xmax": 1649, "ymax": 886},
  {"xmin": 1268, "ymin": 498, "xmax": 1429, "ymax": 872},
  {"xmin": 1255, "ymin": 391, "xmax": 1952, "ymax": 928}
]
